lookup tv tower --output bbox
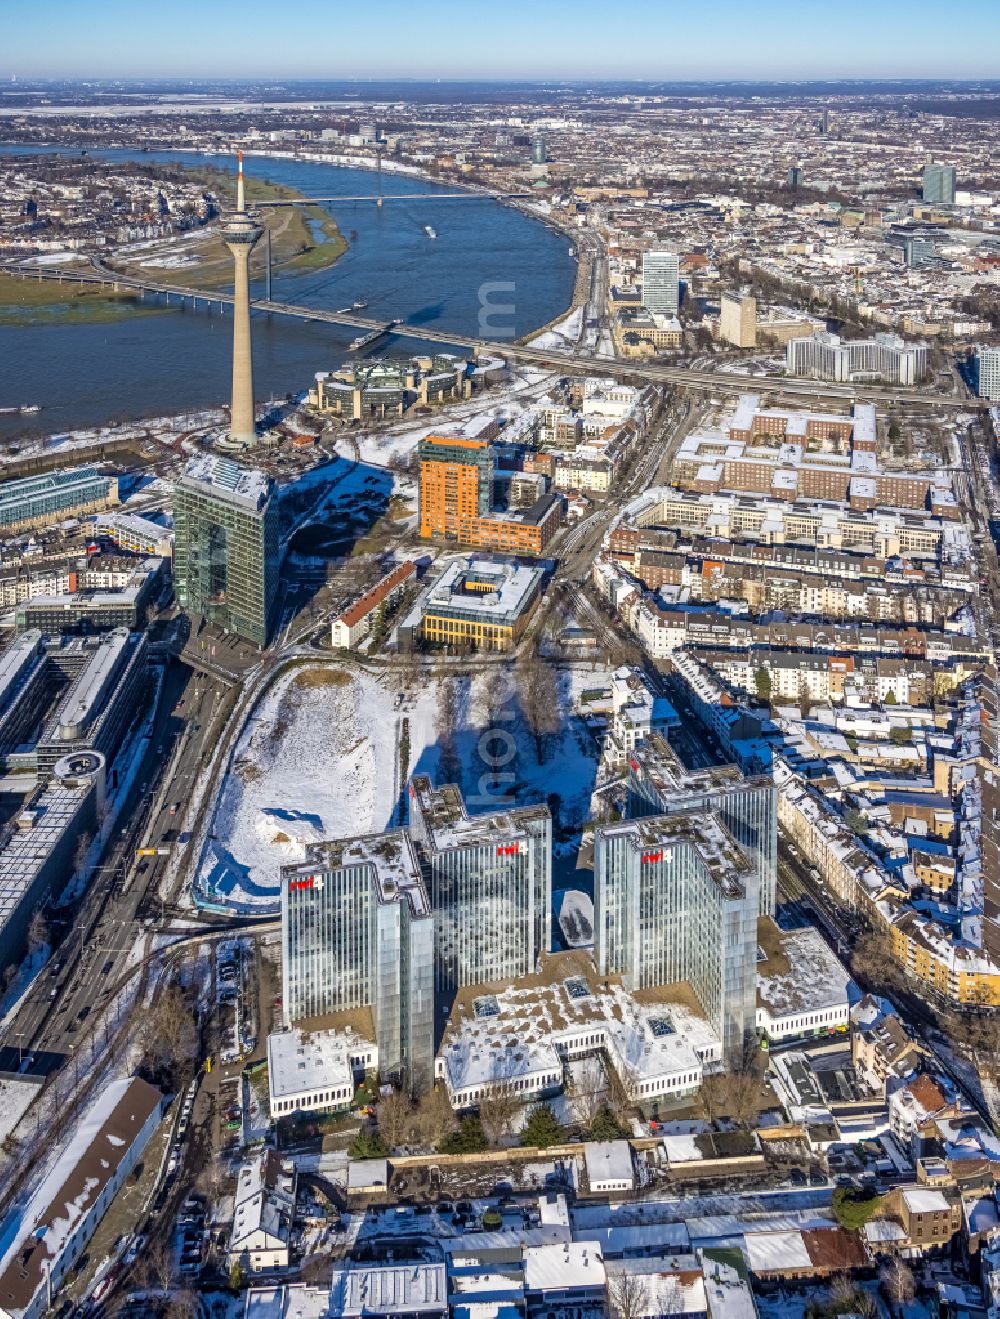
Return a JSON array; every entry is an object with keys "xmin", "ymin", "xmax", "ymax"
[{"xmin": 222, "ymin": 152, "xmax": 264, "ymax": 445}]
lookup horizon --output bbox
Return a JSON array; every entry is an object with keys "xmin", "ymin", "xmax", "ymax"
[{"xmin": 6, "ymin": 0, "xmax": 1000, "ymax": 82}]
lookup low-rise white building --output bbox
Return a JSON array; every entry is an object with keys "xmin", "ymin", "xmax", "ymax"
[
  {"xmin": 436, "ymin": 955, "xmax": 719, "ymax": 1110},
  {"xmin": 524, "ymin": 1241, "xmax": 607, "ymax": 1308},
  {"xmin": 756, "ymin": 922, "xmax": 853, "ymax": 1043},
  {"xmin": 583, "ymin": 1140, "xmax": 635, "ymax": 1195},
  {"xmin": 267, "ymin": 1026, "xmax": 377, "ymax": 1119},
  {"xmin": 609, "ymin": 665, "xmax": 680, "ymax": 758},
  {"xmin": 331, "ymin": 560, "xmax": 415, "ymax": 650},
  {"xmin": 330, "ymin": 1262, "xmax": 448, "ymax": 1317}
]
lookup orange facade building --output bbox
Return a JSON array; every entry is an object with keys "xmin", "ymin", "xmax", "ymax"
[{"xmin": 418, "ymin": 434, "xmax": 560, "ymax": 556}]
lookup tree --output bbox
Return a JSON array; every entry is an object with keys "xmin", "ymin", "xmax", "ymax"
[
  {"xmin": 590, "ymin": 1105, "xmax": 628, "ymax": 1142},
  {"xmin": 440, "ymin": 1114, "xmax": 487, "ymax": 1154},
  {"xmin": 413, "ymin": 1084, "xmax": 456, "ymax": 1149},
  {"xmin": 607, "ymin": 1270, "xmax": 650, "ymax": 1319},
  {"xmin": 845, "ymin": 808, "xmax": 868, "ymax": 836},
  {"xmin": 517, "ymin": 647, "xmax": 560, "ymax": 764},
  {"xmin": 831, "ymin": 1185, "xmax": 883, "ymax": 1230},
  {"xmin": 348, "ymin": 1127, "xmax": 388, "ymax": 1160},
  {"xmin": 438, "ymin": 677, "xmax": 462, "ymax": 784},
  {"xmin": 165, "ymin": 1291, "xmax": 200, "ymax": 1319},
  {"xmin": 724, "ymin": 1039, "xmax": 769, "ymax": 1129},
  {"xmin": 480, "ymin": 665, "xmax": 511, "ymax": 724},
  {"xmin": 26, "ymin": 909, "xmax": 49, "ymax": 959},
  {"xmin": 884, "ymin": 690, "xmax": 897, "ymax": 705},
  {"xmin": 754, "ymin": 667, "xmax": 771, "ymax": 702},
  {"xmin": 142, "ymin": 1235, "xmax": 174, "ymax": 1295},
  {"xmin": 521, "ymin": 1103, "xmax": 565, "ymax": 1149},
  {"xmin": 880, "ymin": 1256, "xmax": 916, "ymax": 1313},
  {"xmin": 139, "ymin": 982, "xmax": 199, "ymax": 1087},
  {"xmin": 376, "ymin": 1089, "xmax": 412, "ymax": 1152},
  {"xmin": 229, "ymin": 1260, "xmax": 246, "ymax": 1293},
  {"xmin": 570, "ymin": 1057, "xmax": 609, "ymax": 1128},
  {"xmin": 889, "ymin": 726, "xmax": 910, "ymax": 746},
  {"xmin": 478, "ymin": 1082, "xmax": 519, "ymax": 1149}
]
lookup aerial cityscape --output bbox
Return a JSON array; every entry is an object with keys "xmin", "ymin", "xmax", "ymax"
[{"xmin": 1, "ymin": 7, "xmax": 1000, "ymax": 1319}]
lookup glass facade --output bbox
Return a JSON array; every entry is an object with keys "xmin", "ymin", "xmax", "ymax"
[
  {"xmin": 594, "ymin": 814, "xmax": 757, "ymax": 1063},
  {"xmin": 173, "ymin": 469, "xmax": 278, "ymax": 646},
  {"xmin": 408, "ymin": 776, "xmax": 552, "ymax": 994},
  {"xmin": 0, "ymin": 466, "xmax": 118, "ymax": 531},
  {"xmin": 627, "ymin": 734, "xmax": 777, "ymax": 917},
  {"xmin": 281, "ymin": 831, "xmax": 435, "ymax": 1092}
]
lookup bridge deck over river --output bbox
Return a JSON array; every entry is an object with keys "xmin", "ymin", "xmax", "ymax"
[{"xmin": 4, "ymin": 261, "xmax": 979, "ymax": 410}]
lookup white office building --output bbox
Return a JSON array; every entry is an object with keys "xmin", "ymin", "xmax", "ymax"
[
  {"xmin": 978, "ymin": 346, "xmax": 1000, "ymax": 402},
  {"xmin": 642, "ymin": 250, "xmax": 680, "ymax": 317},
  {"xmin": 787, "ymin": 331, "xmax": 928, "ymax": 386}
]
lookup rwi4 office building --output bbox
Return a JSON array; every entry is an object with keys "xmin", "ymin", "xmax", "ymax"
[{"xmin": 627, "ymin": 732, "xmax": 777, "ymax": 916}]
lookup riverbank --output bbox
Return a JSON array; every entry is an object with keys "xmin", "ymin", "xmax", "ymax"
[
  {"xmin": 0, "ymin": 148, "xmax": 576, "ymax": 437},
  {"xmin": 104, "ymin": 162, "xmax": 347, "ymax": 291},
  {"xmin": 0, "ymin": 160, "xmax": 347, "ymax": 326},
  {"xmin": 0, "ymin": 271, "xmax": 169, "ymax": 325}
]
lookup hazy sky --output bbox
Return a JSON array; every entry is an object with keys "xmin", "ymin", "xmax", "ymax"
[{"xmin": 6, "ymin": 0, "xmax": 1000, "ymax": 81}]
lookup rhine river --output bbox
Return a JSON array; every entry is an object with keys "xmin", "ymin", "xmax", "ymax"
[{"xmin": 0, "ymin": 147, "xmax": 577, "ymax": 437}]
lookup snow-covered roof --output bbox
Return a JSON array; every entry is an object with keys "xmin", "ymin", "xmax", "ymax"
[
  {"xmin": 583, "ymin": 1141, "xmax": 634, "ymax": 1188},
  {"xmin": 0, "ymin": 1077, "xmax": 162, "ymax": 1318},
  {"xmin": 744, "ymin": 1230, "xmax": 812, "ymax": 1274},
  {"xmin": 332, "ymin": 1262, "xmax": 447, "ymax": 1316},
  {"xmin": 524, "ymin": 1241, "xmax": 606, "ymax": 1294}
]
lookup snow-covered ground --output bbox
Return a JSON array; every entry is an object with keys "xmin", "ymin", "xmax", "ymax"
[
  {"xmin": 0, "ymin": 1077, "xmax": 40, "ymax": 1147},
  {"xmin": 196, "ymin": 662, "xmax": 608, "ymax": 912},
  {"xmin": 529, "ymin": 304, "xmax": 584, "ymax": 350}
]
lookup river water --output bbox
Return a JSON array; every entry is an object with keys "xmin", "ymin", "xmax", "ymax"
[{"xmin": 0, "ymin": 147, "xmax": 577, "ymax": 438}]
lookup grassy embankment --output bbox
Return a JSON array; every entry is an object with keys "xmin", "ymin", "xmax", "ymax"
[{"xmin": 0, "ymin": 164, "xmax": 347, "ymax": 325}]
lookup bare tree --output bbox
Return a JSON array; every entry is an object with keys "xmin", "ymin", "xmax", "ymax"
[
  {"xmin": 480, "ymin": 665, "xmax": 511, "ymax": 724},
  {"xmin": 140, "ymin": 981, "xmax": 199, "ymax": 1086},
  {"xmin": 438, "ymin": 677, "xmax": 462, "ymax": 784},
  {"xmin": 570, "ymin": 1057, "xmax": 608, "ymax": 1128},
  {"xmin": 376, "ymin": 1089, "xmax": 413, "ymax": 1152},
  {"xmin": 165, "ymin": 1290, "xmax": 200, "ymax": 1319},
  {"xmin": 516, "ymin": 646, "xmax": 560, "ymax": 763},
  {"xmin": 607, "ymin": 1269, "xmax": 650, "ymax": 1319},
  {"xmin": 27, "ymin": 909, "xmax": 49, "ymax": 959},
  {"xmin": 881, "ymin": 1257, "xmax": 916, "ymax": 1314},
  {"xmin": 478, "ymin": 1081, "xmax": 519, "ymax": 1148},
  {"xmin": 724, "ymin": 1039, "xmax": 769, "ymax": 1130},
  {"xmin": 412, "ymin": 1083, "xmax": 456, "ymax": 1149},
  {"xmin": 141, "ymin": 1234, "xmax": 173, "ymax": 1295}
]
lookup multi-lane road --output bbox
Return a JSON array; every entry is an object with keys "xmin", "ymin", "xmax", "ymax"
[{"xmin": 0, "ymin": 664, "xmax": 230, "ymax": 1078}]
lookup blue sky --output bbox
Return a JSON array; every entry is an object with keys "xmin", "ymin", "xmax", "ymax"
[{"xmin": 6, "ymin": 0, "xmax": 1000, "ymax": 81}]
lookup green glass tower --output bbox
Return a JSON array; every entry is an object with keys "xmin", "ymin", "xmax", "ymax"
[{"xmin": 173, "ymin": 454, "xmax": 278, "ymax": 646}]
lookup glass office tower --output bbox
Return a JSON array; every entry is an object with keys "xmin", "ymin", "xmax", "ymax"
[
  {"xmin": 173, "ymin": 454, "xmax": 279, "ymax": 646},
  {"xmin": 407, "ymin": 775, "xmax": 551, "ymax": 993},
  {"xmin": 641, "ymin": 250, "xmax": 680, "ymax": 316},
  {"xmin": 281, "ymin": 830, "xmax": 435, "ymax": 1092},
  {"xmin": 627, "ymin": 733, "xmax": 777, "ymax": 916},
  {"xmin": 594, "ymin": 812, "xmax": 758, "ymax": 1063}
]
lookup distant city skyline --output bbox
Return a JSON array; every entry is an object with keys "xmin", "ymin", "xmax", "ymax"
[{"xmin": 6, "ymin": 0, "xmax": 1000, "ymax": 81}]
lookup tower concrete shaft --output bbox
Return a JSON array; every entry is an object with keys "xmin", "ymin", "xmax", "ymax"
[
  {"xmin": 230, "ymin": 243, "xmax": 255, "ymax": 442},
  {"xmin": 222, "ymin": 153, "xmax": 263, "ymax": 445}
]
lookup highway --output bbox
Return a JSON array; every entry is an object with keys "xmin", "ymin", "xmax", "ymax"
[{"xmin": 0, "ymin": 663, "xmax": 232, "ymax": 1079}]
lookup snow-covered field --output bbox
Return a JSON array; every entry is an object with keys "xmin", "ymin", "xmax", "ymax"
[
  {"xmin": 196, "ymin": 662, "xmax": 608, "ymax": 912},
  {"xmin": 0, "ymin": 1077, "xmax": 40, "ymax": 1147},
  {"xmin": 529, "ymin": 304, "xmax": 584, "ymax": 350}
]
